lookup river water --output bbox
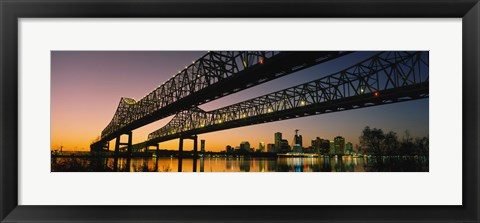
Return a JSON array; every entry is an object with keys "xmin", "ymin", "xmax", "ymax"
[{"xmin": 51, "ymin": 156, "xmax": 428, "ymax": 172}]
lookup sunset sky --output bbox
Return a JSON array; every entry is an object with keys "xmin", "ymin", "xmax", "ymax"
[{"xmin": 51, "ymin": 51, "xmax": 428, "ymax": 152}]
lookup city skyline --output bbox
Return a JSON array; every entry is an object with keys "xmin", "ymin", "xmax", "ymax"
[
  {"xmin": 51, "ymin": 51, "xmax": 428, "ymax": 152},
  {"xmin": 202, "ymin": 127, "xmax": 422, "ymax": 153}
]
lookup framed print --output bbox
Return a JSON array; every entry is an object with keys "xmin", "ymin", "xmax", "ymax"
[{"xmin": 1, "ymin": 0, "xmax": 479, "ymax": 222}]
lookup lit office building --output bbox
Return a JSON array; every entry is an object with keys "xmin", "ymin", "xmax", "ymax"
[
  {"xmin": 329, "ymin": 141, "xmax": 335, "ymax": 155},
  {"xmin": 320, "ymin": 139, "xmax": 330, "ymax": 154},
  {"xmin": 334, "ymin": 136, "xmax": 346, "ymax": 155},
  {"xmin": 274, "ymin": 132, "xmax": 282, "ymax": 151},
  {"xmin": 292, "ymin": 129, "xmax": 303, "ymax": 153},
  {"xmin": 346, "ymin": 142, "xmax": 353, "ymax": 155},
  {"xmin": 280, "ymin": 139, "xmax": 291, "ymax": 153}
]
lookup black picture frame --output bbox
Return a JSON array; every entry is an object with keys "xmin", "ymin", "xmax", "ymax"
[{"xmin": 1, "ymin": 0, "xmax": 479, "ymax": 222}]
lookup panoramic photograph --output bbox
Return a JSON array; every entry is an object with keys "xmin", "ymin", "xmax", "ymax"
[{"xmin": 51, "ymin": 51, "xmax": 429, "ymax": 172}]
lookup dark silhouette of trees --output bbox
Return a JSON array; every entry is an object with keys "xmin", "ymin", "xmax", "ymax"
[
  {"xmin": 359, "ymin": 126, "xmax": 429, "ymax": 157},
  {"xmin": 384, "ymin": 131, "xmax": 399, "ymax": 156},
  {"xmin": 359, "ymin": 126, "xmax": 385, "ymax": 160},
  {"xmin": 359, "ymin": 126, "xmax": 429, "ymax": 171},
  {"xmin": 415, "ymin": 137, "xmax": 429, "ymax": 159}
]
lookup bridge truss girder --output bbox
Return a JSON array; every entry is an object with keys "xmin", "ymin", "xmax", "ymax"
[
  {"xmin": 94, "ymin": 51, "xmax": 350, "ymax": 149},
  {"xmin": 144, "ymin": 51, "xmax": 428, "ymax": 145}
]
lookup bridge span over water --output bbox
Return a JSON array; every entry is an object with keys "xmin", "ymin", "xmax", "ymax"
[
  {"xmin": 91, "ymin": 51, "xmax": 351, "ymax": 152},
  {"xmin": 91, "ymin": 51, "xmax": 428, "ymax": 156}
]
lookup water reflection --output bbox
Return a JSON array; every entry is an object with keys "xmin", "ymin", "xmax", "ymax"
[{"xmin": 51, "ymin": 156, "xmax": 428, "ymax": 172}]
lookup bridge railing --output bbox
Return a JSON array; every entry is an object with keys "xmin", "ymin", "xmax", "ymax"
[{"xmin": 147, "ymin": 51, "xmax": 428, "ymax": 141}]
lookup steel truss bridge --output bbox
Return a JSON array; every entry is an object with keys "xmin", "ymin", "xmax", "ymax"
[
  {"xmin": 91, "ymin": 51, "xmax": 428, "ymax": 156},
  {"xmin": 91, "ymin": 51, "xmax": 351, "ymax": 151}
]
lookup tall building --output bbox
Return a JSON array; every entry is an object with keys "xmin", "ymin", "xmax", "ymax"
[
  {"xmin": 280, "ymin": 139, "xmax": 291, "ymax": 153},
  {"xmin": 311, "ymin": 137, "xmax": 321, "ymax": 153},
  {"xmin": 320, "ymin": 139, "xmax": 330, "ymax": 154},
  {"xmin": 200, "ymin": 139, "xmax": 205, "ymax": 152},
  {"xmin": 259, "ymin": 142, "xmax": 265, "ymax": 152},
  {"xmin": 346, "ymin": 142, "xmax": 353, "ymax": 155},
  {"xmin": 329, "ymin": 141, "xmax": 335, "ymax": 155},
  {"xmin": 292, "ymin": 129, "xmax": 303, "ymax": 148},
  {"xmin": 240, "ymin": 141, "xmax": 251, "ymax": 152},
  {"xmin": 334, "ymin": 136, "xmax": 346, "ymax": 155},
  {"xmin": 274, "ymin": 132, "xmax": 282, "ymax": 151},
  {"xmin": 292, "ymin": 129, "xmax": 303, "ymax": 153},
  {"xmin": 311, "ymin": 138, "xmax": 319, "ymax": 149}
]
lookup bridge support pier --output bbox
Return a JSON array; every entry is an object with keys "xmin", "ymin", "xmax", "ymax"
[
  {"xmin": 112, "ymin": 132, "xmax": 133, "ymax": 171},
  {"xmin": 145, "ymin": 143, "xmax": 159, "ymax": 157},
  {"xmin": 113, "ymin": 136, "xmax": 121, "ymax": 170},
  {"xmin": 127, "ymin": 132, "xmax": 132, "ymax": 157},
  {"xmin": 114, "ymin": 136, "xmax": 120, "ymax": 156},
  {"xmin": 177, "ymin": 135, "xmax": 198, "ymax": 172},
  {"xmin": 178, "ymin": 138, "xmax": 183, "ymax": 172},
  {"xmin": 193, "ymin": 136, "xmax": 198, "ymax": 171},
  {"xmin": 178, "ymin": 135, "xmax": 198, "ymax": 153},
  {"xmin": 178, "ymin": 137, "xmax": 184, "ymax": 157},
  {"xmin": 193, "ymin": 135, "xmax": 198, "ymax": 157},
  {"xmin": 193, "ymin": 157, "xmax": 197, "ymax": 172}
]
